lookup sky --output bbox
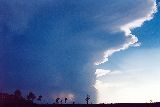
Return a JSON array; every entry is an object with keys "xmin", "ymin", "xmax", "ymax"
[{"xmin": 0, "ymin": 0, "xmax": 159, "ymax": 104}]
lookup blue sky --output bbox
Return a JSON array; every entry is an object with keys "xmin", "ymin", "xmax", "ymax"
[
  {"xmin": 96, "ymin": 0, "xmax": 160, "ymax": 103},
  {"xmin": 0, "ymin": 0, "xmax": 159, "ymax": 104}
]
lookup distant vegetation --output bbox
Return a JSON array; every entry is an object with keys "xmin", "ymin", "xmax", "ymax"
[
  {"xmin": 0, "ymin": 89, "xmax": 92, "ymax": 105},
  {"xmin": 1, "ymin": 89, "xmax": 160, "ymax": 107}
]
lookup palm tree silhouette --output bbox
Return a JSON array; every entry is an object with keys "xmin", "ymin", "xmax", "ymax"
[
  {"xmin": 37, "ymin": 95, "xmax": 42, "ymax": 101},
  {"xmin": 56, "ymin": 98, "xmax": 60, "ymax": 104},
  {"xmin": 65, "ymin": 97, "xmax": 68, "ymax": 104},
  {"xmin": 60, "ymin": 100, "xmax": 63, "ymax": 104},
  {"xmin": 27, "ymin": 92, "xmax": 36, "ymax": 102},
  {"xmin": 85, "ymin": 94, "xmax": 90, "ymax": 104}
]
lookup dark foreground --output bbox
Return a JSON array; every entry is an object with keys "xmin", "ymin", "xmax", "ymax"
[{"xmin": 1, "ymin": 103, "xmax": 160, "ymax": 107}]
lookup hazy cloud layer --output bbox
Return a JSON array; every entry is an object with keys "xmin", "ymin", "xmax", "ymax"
[{"xmin": 95, "ymin": 48, "xmax": 160, "ymax": 103}]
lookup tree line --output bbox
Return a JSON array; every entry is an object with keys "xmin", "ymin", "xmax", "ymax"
[{"xmin": 3, "ymin": 89, "xmax": 91, "ymax": 104}]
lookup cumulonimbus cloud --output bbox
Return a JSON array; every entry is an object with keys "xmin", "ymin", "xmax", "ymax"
[{"xmin": 0, "ymin": 0, "xmax": 158, "ymax": 104}]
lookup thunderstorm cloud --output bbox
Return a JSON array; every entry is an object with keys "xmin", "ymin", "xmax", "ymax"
[{"xmin": 0, "ymin": 0, "xmax": 157, "ymax": 103}]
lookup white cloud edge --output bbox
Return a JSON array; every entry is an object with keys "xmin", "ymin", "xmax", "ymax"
[
  {"xmin": 95, "ymin": 69, "xmax": 123, "ymax": 78},
  {"xmin": 95, "ymin": 69, "xmax": 111, "ymax": 77},
  {"xmin": 94, "ymin": 0, "xmax": 158, "ymax": 103},
  {"xmin": 94, "ymin": 0, "xmax": 157, "ymax": 66}
]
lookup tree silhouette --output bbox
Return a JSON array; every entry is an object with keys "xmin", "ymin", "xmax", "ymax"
[
  {"xmin": 14, "ymin": 89, "xmax": 22, "ymax": 100},
  {"xmin": 65, "ymin": 97, "xmax": 68, "ymax": 104},
  {"xmin": 56, "ymin": 98, "xmax": 60, "ymax": 104},
  {"xmin": 27, "ymin": 92, "xmax": 36, "ymax": 102},
  {"xmin": 14, "ymin": 89, "xmax": 25, "ymax": 103},
  {"xmin": 85, "ymin": 94, "xmax": 90, "ymax": 104},
  {"xmin": 37, "ymin": 95, "xmax": 42, "ymax": 101},
  {"xmin": 60, "ymin": 100, "xmax": 63, "ymax": 104}
]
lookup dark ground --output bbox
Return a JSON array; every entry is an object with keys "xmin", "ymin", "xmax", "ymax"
[{"xmin": 1, "ymin": 103, "xmax": 160, "ymax": 107}]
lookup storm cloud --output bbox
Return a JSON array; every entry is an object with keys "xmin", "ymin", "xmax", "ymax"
[{"xmin": 0, "ymin": 0, "xmax": 157, "ymax": 103}]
